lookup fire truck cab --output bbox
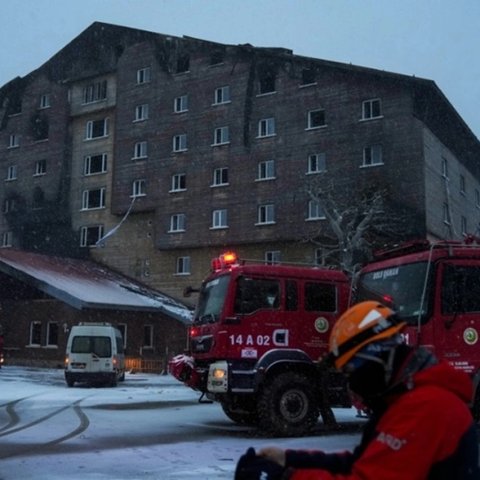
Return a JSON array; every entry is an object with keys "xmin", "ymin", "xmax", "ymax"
[
  {"xmin": 170, "ymin": 252, "xmax": 351, "ymax": 436},
  {"xmin": 356, "ymin": 238, "xmax": 480, "ymax": 418}
]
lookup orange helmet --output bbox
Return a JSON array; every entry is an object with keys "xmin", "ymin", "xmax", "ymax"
[{"xmin": 329, "ymin": 301, "xmax": 406, "ymax": 370}]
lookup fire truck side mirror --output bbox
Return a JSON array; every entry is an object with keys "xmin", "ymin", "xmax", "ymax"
[{"xmin": 183, "ymin": 286, "xmax": 199, "ymax": 298}]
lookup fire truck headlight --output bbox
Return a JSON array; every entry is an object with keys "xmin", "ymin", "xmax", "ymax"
[{"xmin": 212, "ymin": 368, "xmax": 226, "ymax": 379}]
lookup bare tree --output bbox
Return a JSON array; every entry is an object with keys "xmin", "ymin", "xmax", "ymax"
[{"xmin": 304, "ymin": 175, "xmax": 419, "ymax": 276}]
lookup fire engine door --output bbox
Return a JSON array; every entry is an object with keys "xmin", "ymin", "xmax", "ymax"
[{"xmin": 435, "ymin": 261, "xmax": 480, "ymax": 375}]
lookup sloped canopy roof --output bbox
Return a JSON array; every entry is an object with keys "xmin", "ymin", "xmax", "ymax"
[{"xmin": 0, "ymin": 249, "xmax": 192, "ymax": 324}]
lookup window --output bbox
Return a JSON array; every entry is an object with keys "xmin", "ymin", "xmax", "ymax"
[
  {"xmin": 307, "ymin": 153, "xmax": 326, "ymax": 173},
  {"xmin": 301, "ymin": 68, "xmax": 316, "ymax": 86},
  {"xmin": 314, "ymin": 248, "xmax": 324, "ymax": 266},
  {"xmin": 258, "ymin": 71, "xmax": 276, "ymax": 94},
  {"xmin": 441, "ymin": 157, "xmax": 449, "ymax": 178},
  {"xmin": 34, "ymin": 159, "xmax": 46, "ymax": 176},
  {"xmin": 170, "ymin": 213, "xmax": 186, "ymax": 232},
  {"xmin": 362, "ymin": 98, "xmax": 382, "ymax": 119},
  {"xmin": 443, "ymin": 202, "xmax": 451, "ymax": 225},
  {"xmin": 362, "ymin": 145, "xmax": 383, "ymax": 166},
  {"xmin": 258, "ymin": 118, "xmax": 275, "ymax": 137},
  {"xmin": 304, "ymin": 282, "xmax": 336, "ymax": 312},
  {"xmin": 174, "ymin": 95, "xmax": 189, "ymax": 113},
  {"xmin": 176, "ymin": 256, "xmax": 191, "ymax": 275},
  {"xmin": 136, "ymin": 67, "xmax": 151, "ymax": 84},
  {"xmin": 71, "ymin": 336, "xmax": 112, "ymax": 356},
  {"xmin": 3, "ymin": 198, "xmax": 15, "ymax": 213},
  {"xmin": 173, "ymin": 134, "xmax": 187, "ymax": 152},
  {"xmin": 85, "ymin": 119, "xmax": 109, "ymax": 139},
  {"xmin": 257, "ymin": 160, "xmax": 275, "ymax": 180},
  {"xmin": 117, "ymin": 324, "xmax": 127, "ymax": 349},
  {"xmin": 442, "ymin": 264, "xmax": 480, "ymax": 314},
  {"xmin": 39, "ymin": 94, "xmax": 50, "ymax": 109},
  {"xmin": 460, "ymin": 175, "xmax": 466, "ymax": 195},
  {"xmin": 265, "ymin": 251, "xmax": 281, "ymax": 265},
  {"xmin": 171, "ymin": 173, "xmax": 186, "ymax": 192},
  {"xmin": 8, "ymin": 134, "xmax": 19, "ymax": 148},
  {"xmin": 133, "ymin": 141, "xmax": 148, "ymax": 160},
  {"xmin": 1, "ymin": 231, "xmax": 12, "ymax": 247},
  {"xmin": 134, "ymin": 104, "xmax": 149, "ymax": 121},
  {"xmin": 30, "ymin": 321, "xmax": 42, "ymax": 346},
  {"xmin": 214, "ymin": 86, "xmax": 231, "ymax": 105},
  {"xmin": 143, "ymin": 325, "xmax": 153, "ymax": 348},
  {"xmin": 307, "ymin": 200, "xmax": 325, "ymax": 220},
  {"xmin": 82, "ymin": 188, "xmax": 105, "ymax": 210},
  {"xmin": 84, "ymin": 154, "xmax": 107, "ymax": 175},
  {"xmin": 212, "ymin": 209, "xmax": 228, "ymax": 229},
  {"xmin": 80, "ymin": 225, "xmax": 104, "ymax": 247},
  {"xmin": 132, "ymin": 179, "xmax": 146, "ymax": 197},
  {"xmin": 6, "ymin": 165, "xmax": 17, "ymax": 181},
  {"xmin": 212, "ymin": 167, "xmax": 228, "ymax": 186},
  {"xmin": 234, "ymin": 277, "xmax": 280, "ymax": 314},
  {"xmin": 46, "ymin": 322, "xmax": 58, "ymax": 346},
  {"xmin": 461, "ymin": 216, "xmax": 467, "ymax": 236},
  {"xmin": 307, "ymin": 109, "xmax": 326, "ymax": 129},
  {"xmin": 213, "ymin": 126, "xmax": 230, "ymax": 145},
  {"xmin": 257, "ymin": 204, "xmax": 275, "ymax": 225},
  {"xmin": 83, "ymin": 80, "xmax": 107, "ymax": 104}
]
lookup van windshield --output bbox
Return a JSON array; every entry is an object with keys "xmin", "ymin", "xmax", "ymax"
[{"xmin": 71, "ymin": 336, "xmax": 112, "ymax": 357}]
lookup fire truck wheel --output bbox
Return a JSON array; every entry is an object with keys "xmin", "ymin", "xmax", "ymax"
[
  {"xmin": 221, "ymin": 401, "xmax": 258, "ymax": 425},
  {"xmin": 258, "ymin": 371, "xmax": 319, "ymax": 437}
]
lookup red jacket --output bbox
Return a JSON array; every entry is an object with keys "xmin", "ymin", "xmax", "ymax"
[{"xmin": 285, "ymin": 362, "xmax": 479, "ymax": 480}]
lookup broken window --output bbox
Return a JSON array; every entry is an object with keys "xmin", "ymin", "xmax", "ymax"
[
  {"xmin": 210, "ymin": 50, "xmax": 225, "ymax": 65},
  {"xmin": 259, "ymin": 70, "xmax": 276, "ymax": 94},
  {"xmin": 301, "ymin": 68, "xmax": 316, "ymax": 85},
  {"xmin": 31, "ymin": 113, "xmax": 49, "ymax": 141},
  {"xmin": 176, "ymin": 54, "xmax": 190, "ymax": 73}
]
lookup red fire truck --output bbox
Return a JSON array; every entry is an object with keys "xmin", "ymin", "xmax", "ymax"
[
  {"xmin": 356, "ymin": 238, "xmax": 480, "ymax": 419},
  {"xmin": 169, "ymin": 252, "xmax": 352, "ymax": 436}
]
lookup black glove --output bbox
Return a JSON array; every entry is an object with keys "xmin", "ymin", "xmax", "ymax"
[{"xmin": 235, "ymin": 447, "xmax": 286, "ymax": 480}]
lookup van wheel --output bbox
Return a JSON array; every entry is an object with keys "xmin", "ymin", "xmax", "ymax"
[
  {"xmin": 258, "ymin": 371, "xmax": 319, "ymax": 437},
  {"xmin": 109, "ymin": 375, "xmax": 118, "ymax": 387},
  {"xmin": 65, "ymin": 374, "xmax": 75, "ymax": 388}
]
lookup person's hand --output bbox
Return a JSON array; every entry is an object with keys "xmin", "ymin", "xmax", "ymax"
[
  {"xmin": 258, "ymin": 446, "xmax": 287, "ymax": 466},
  {"xmin": 235, "ymin": 447, "xmax": 286, "ymax": 480}
]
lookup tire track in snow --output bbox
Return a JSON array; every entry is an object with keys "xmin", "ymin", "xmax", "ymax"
[{"xmin": 0, "ymin": 396, "xmax": 90, "ymax": 459}]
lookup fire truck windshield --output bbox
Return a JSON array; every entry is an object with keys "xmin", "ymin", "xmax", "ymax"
[
  {"xmin": 195, "ymin": 274, "xmax": 230, "ymax": 324},
  {"xmin": 357, "ymin": 261, "xmax": 432, "ymax": 324}
]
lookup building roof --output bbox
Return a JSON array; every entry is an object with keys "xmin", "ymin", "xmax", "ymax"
[{"xmin": 0, "ymin": 249, "xmax": 192, "ymax": 324}]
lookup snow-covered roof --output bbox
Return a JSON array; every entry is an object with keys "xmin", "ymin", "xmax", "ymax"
[{"xmin": 0, "ymin": 249, "xmax": 193, "ymax": 324}]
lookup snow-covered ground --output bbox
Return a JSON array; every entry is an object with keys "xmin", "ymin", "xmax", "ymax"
[{"xmin": 0, "ymin": 366, "xmax": 362, "ymax": 479}]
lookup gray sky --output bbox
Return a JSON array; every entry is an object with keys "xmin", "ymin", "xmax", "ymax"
[{"xmin": 1, "ymin": 0, "xmax": 479, "ymax": 138}]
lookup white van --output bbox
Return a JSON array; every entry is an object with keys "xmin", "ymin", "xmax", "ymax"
[{"xmin": 65, "ymin": 322, "xmax": 125, "ymax": 387}]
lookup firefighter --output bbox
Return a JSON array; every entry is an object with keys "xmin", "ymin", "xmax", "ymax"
[{"xmin": 235, "ymin": 301, "xmax": 480, "ymax": 480}]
